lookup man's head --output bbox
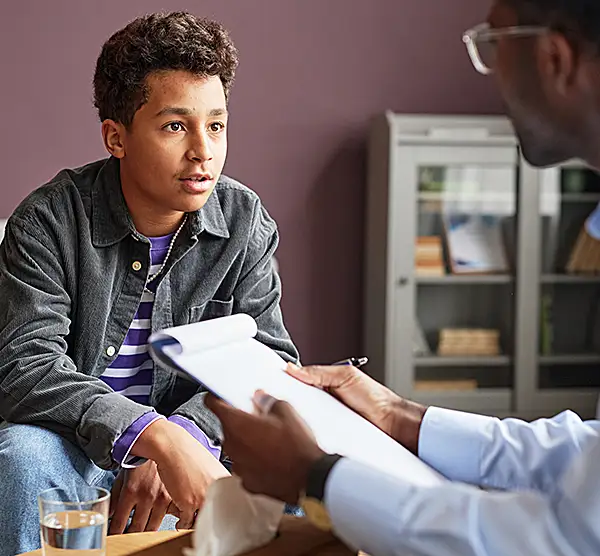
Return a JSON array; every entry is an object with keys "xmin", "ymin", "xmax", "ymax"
[
  {"xmin": 465, "ymin": 1, "xmax": 600, "ymax": 168},
  {"xmin": 93, "ymin": 12, "xmax": 238, "ymax": 234}
]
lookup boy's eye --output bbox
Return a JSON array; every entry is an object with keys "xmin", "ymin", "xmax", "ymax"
[
  {"xmin": 166, "ymin": 122, "xmax": 184, "ymax": 132},
  {"xmin": 210, "ymin": 122, "xmax": 225, "ymax": 132}
]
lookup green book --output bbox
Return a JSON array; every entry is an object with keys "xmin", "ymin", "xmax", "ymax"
[{"xmin": 540, "ymin": 294, "xmax": 553, "ymax": 355}]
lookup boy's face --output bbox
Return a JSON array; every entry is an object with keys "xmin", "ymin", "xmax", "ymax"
[{"xmin": 108, "ymin": 70, "xmax": 228, "ymax": 228}]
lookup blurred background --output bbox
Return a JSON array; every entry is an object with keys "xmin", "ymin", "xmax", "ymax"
[{"xmin": 0, "ymin": 0, "xmax": 498, "ymax": 364}]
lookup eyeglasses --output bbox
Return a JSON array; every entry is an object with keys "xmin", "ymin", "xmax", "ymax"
[{"xmin": 462, "ymin": 22, "xmax": 547, "ymax": 75}]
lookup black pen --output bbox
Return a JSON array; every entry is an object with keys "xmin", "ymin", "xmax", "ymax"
[{"xmin": 332, "ymin": 356, "xmax": 369, "ymax": 368}]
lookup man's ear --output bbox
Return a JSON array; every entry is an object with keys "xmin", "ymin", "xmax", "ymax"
[
  {"xmin": 101, "ymin": 119, "xmax": 127, "ymax": 159},
  {"xmin": 537, "ymin": 32, "xmax": 577, "ymax": 96}
]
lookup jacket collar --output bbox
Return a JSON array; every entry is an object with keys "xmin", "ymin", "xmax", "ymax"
[{"xmin": 91, "ymin": 157, "xmax": 229, "ymax": 247}]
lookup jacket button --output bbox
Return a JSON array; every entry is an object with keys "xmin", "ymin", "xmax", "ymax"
[
  {"xmin": 106, "ymin": 346, "xmax": 116, "ymax": 357},
  {"xmin": 132, "ymin": 261, "xmax": 142, "ymax": 271}
]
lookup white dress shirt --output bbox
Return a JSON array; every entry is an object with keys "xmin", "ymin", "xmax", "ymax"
[{"xmin": 324, "ymin": 407, "xmax": 600, "ymax": 556}]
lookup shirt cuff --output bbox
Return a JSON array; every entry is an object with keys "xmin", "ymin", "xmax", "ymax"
[
  {"xmin": 325, "ymin": 458, "xmax": 414, "ymax": 555},
  {"xmin": 168, "ymin": 415, "xmax": 221, "ymax": 459},
  {"xmin": 418, "ymin": 406, "xmax": 493, "ymax": 484},
  {"xmin": 112, "ymin": 412, "xmax": 165, "ymax": 468}
]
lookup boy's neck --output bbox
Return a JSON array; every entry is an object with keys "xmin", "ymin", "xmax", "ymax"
[
  {"xmin": 130, "ymin": 209, "xmax": 185, "ymax": 238},
  {"xmin": 139, "ymin": 214, "xmax": 185, "ymax": 237},
  {"xmin": 121, "ymin": 187, "xmax": 186, "ymax": 237}
]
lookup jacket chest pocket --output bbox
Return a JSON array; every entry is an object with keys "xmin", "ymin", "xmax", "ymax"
[{"xmin": 189, "ymin": 297, "xmax": 234, "ymax": 323}]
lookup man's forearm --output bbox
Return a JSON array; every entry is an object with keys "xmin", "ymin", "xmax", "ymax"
[
  {"xmin": 419, "ymin": 407, "xmax": 600, "ymax": 492},
  {"xmin": 324, "ymin": 456, "xmax": 593, "ymax": 556}
]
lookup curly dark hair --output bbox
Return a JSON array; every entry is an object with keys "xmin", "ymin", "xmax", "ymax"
[
  {"xmin": 507, "ymin": 0, "xmax": 600, "ymax": 50},
  {"xmin": 93, "ymin": 12, "xmax": 239, "ymax": 126}
]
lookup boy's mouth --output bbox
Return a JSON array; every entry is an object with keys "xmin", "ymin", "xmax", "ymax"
[{"xmin": 179, "ymin": 174, "xmax": 214, "ymax": 194}]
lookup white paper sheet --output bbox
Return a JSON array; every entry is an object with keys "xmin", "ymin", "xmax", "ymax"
[
  {"xmin": 152, "ymin": 313, "xmax": 257, "ymax": 355},
  {"xmin": 150, "ymin": 316, "xmax": 444, "ymax": 488}
]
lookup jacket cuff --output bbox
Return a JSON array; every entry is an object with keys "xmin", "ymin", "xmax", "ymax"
[
  {"xmin": 168, "ymin": 414, "xmax": 221, "ymax": 459},
  {"xmin": 113, "ymin": 412, "xmax": 166, "ymax": 468},
  {"xmin": 76, "ymin": 392, "xmax": 159, "ymax": 470}
]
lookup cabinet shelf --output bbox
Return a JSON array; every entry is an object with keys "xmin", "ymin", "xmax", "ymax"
[
  {"xmin": 560, "ymin": 193, "xmax": 600, "ymax": 203},
  {"xmin": 418, "ymin": 192, "xmax": 513, "ymax": 202},
  {"xmin": 539, "ymin": 354, "xmax": 600, "ymax": 366},
  {"xmin": 417, "ymin": 275, "xmax": 513, "ymax": 285},
  {"xmin": 541, "ymin": 274, "xmax": 600, "ymax": 284},
  {"xmin": 415, "ymin": 356, "xmax": 510, "ymax": 367},
  {"xmin": 411, "ymin": 388, "xmax": 512, "ymax": 414}
]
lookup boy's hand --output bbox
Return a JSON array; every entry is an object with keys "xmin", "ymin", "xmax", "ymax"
[
  {"xmin": 109, "ymin": 461, "xmax": 172, "ymax": 534},
  {"xmin": 131, "ymin": 420, "xmax": 230, "ymax": 530}
]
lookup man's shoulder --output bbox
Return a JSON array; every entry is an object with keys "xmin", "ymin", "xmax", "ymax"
[
  {"xmin": 10, "ymin": 159, "xmax": 107, "ymax": 228},
  {"xmin": 213, "ymin": 174, "xmax": 276, "ymax": 233}
]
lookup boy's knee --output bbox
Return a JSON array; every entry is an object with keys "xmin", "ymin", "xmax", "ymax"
[
  {"xmin": 0, "ymin": 424, "xmax": 65, "ymax": 460},
  {"xmin": 0, "ymin": 424, "xmax": 77, "ymax": 487},
  {"xmin": 0, "ymin": 423, "xmax": 113, "ymax": 495}
]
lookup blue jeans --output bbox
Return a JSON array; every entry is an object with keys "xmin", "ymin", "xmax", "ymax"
[{"xmin": 0, "ymin": 423, "xmax": 177, "ymax": 556}]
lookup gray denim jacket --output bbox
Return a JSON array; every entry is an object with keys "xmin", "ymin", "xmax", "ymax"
[{"xmin": 0, "ymin": 157, "xmax": 299, "ymax": 470}]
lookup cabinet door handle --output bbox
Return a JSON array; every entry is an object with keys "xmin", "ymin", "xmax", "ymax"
[{"xmin": 397, "ymin": 276, "xmax": 409, "ymax": 287}]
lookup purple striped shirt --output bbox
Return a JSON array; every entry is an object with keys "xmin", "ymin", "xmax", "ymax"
[{"xmin": 104, "ymin": 234, "xmax": 221, "ymax": 466}]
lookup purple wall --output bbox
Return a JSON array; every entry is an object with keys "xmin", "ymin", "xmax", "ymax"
[{"xmin": 0, "ymin": 0, "xmax": 501, "ymax": 363}]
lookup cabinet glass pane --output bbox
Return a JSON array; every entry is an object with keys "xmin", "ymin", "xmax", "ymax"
[
  {"xmin": 538, "ymin": 167, "xmax": 600, "ymax": 389},
  {"xmin": 414, "ymin": 164, "xmax": 517, "ymax": 392}
]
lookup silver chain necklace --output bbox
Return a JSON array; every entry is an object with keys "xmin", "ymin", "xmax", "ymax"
[{"xmin": 145, "ymin": 214, "xmax": 188, "ymax": 287}]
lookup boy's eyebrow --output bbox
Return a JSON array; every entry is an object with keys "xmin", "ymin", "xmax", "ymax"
[
  {"xmin": 208, "ymin": 108, "xmax": 228, "ymax": 117},
  {"xmin": 155, "ymin": 106, "xmax": 228, "ymax": 118}
]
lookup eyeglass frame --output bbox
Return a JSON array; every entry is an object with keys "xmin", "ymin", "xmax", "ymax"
[{"xmin": 462, "ymin": 22, "xmax": 548, "ymax": 75}]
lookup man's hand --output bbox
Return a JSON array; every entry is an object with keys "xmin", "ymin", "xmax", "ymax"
[
  {"xmin": 205, "ymin": 391, "xmax": 325, "ymax": 504},
  {"xmin": 131, "ymin": 420, "xmax": 230, "ymax": 530},
  {"xmin": 109, "ymin": 461, "xmax": 172, "ymax": 535},
  {"xmin": 287, "ymin": 363, "xmax": 427, "ymax": 455}
]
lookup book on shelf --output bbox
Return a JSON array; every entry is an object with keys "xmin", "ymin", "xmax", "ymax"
[
  {"xmin": 414, "ymin": 379, "xmax": 478, "ymax": 391},
  {"xmin": 443, "ymin": 213, "xmax": 509, "ymax": 275},
  {"xmin": 415, "ymin": 236, "xmax": 445, "ymax": 276},
  {"xmin": 566, "ymin": 208, "xmax": 600, "ymax": 274},
  {"xmin": 437, "ymin": 328, "xmax": 501, "ymax": 356},
  {"xmin": 540, "ymin": 294, "xmax": 553, "ymax": 355}
]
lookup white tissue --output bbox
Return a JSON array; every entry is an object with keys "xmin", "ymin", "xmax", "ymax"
[{"xmin": 183, "ymin": 476, "xmax": 285, "ymax": 556}]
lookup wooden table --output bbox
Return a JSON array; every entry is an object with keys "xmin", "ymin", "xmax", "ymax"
[{"xmin": 20, "ymin": 516, "xmax": 358, "ymax": 556}]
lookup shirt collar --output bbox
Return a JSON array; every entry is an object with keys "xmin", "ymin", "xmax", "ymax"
[{"xmin": 91, "ymin": 157, "xmax": 230, "ymax": 247}]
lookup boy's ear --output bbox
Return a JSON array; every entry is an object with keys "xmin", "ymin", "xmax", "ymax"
[{"xmin": 102, "ymin": 120, "xmax": 126, "ymax": 159}]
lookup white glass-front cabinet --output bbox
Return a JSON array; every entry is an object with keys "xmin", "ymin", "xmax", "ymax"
[{"xmin": 365, "ymin": 113, "xmax": 600, "ymax": 419}]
